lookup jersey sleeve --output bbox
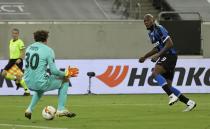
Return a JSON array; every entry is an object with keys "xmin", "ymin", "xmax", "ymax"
[
  {"xmin": 18, "ymin": 40, "xmax": 25, "ymax": 50},
  {"xmin": 158, "ymin": 25, "xmax": 170, "ymax": 43},
  {"xmin": 47, "ymin": 49, "xmax": 65, "ymax": 77}
]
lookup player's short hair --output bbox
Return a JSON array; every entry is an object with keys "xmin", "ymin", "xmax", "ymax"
[
  {"xmin": 144, "ymin": 14, "xmax": 154, "ymax": 19},
  {"xmin": 33, "ymin": 30, "xmax": 49, "ymax": 42},
  {"xmin": 12, "ymin": 28, "xmax": 19, "ymax": 33}
]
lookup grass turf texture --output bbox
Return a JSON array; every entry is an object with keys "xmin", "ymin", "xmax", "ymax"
[{"xmin": 0, "ymin": 94, "xmax": 209, "ymax": 129}]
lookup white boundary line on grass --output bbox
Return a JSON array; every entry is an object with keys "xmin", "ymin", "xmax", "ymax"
[
  {"xmin": 0, "ymin": 123, "xmax": 69, "ymax": 129},
  {"xmin": 0, "ymin": 103, "xmax": 209, "ymax": 108},
  {"xmin": 0, "ymin": 2, "xmax": 24, "ymax": 4},
  {"xmin": 0, "ymin": 103, "xmax": 168, "ymax": 108}
]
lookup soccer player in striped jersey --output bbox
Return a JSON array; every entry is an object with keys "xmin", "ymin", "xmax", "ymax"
[{"xmin": 139, "ymin": 14, "xmax": 196, "ymax": 112}]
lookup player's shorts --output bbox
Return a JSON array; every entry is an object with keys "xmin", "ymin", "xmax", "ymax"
[
  {"xmin": 42, "ymin": 75, "xmax": 63, "ymax": 92},
  {"xmin": 156, "ymin": 54, "xmax": 177, "ymax": 80},
  {"xmin": 4, "ymin": 59, "xmax": 23, "ymax": 71}
]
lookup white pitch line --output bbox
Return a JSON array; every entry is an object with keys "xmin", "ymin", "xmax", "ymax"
[
  {"xmin": 0, "ymin": 123, "xmax": 69, "ymax": 129},
  {"xmin": 0, "ymin": 104, "xmax": 160, "ymax": 108},
  {"xmin": 94, "ymin": 0, "xmax": 110, "ymax": 19},
  {"xmin": 73, "ymin": 103, "xmax": 169, "ymax": 107},
  {"xmin": 73, "ymin": 102, "xmax": 210, "ymax": 107},
  {"xmin": 0, "ymin": 13, "xmax": 31, "ymax": 15},
  {"xmin": 0, "ymin": 103, "xmax": 209, "ymax": 108},
  {"xmin": 0, "ymin": 2, "xmax": 24, "ymax": 4}
]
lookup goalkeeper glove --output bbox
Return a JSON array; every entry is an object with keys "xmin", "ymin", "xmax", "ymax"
[{"xmin": 65, "ymin": 66, "xmax": 79, "ymax": 78}]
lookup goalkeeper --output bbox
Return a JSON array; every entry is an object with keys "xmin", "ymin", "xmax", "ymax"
[
  {"xmin": 1, "ymin": 28, "xmax": 30, "ymax": 96},
  {"xmin": 24, "ymin": 30, "xmax": 79, "ymax": 119}
]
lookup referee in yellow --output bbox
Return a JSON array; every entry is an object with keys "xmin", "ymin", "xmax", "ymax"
[{"xmin": 1, "ymin": 28, "xmax": 30, "ymax": 96}]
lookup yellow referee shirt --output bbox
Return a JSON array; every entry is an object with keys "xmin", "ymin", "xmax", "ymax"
[{"xmin": 9, "ymin": 39, "xmax": 25, "ymax": 59}]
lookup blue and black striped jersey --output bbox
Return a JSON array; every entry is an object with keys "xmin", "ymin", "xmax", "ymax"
[{"xmin": 148, "ymin": 25, "xmax": 176, "ymax": 55}]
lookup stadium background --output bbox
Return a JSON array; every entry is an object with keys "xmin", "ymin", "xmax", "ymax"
[
  {"xmin": 0, "ymin": 0, "xmax": 210, "ymax": 59},
  {"xmin": 0, "ymin": 0, "xmax": 210, "ymax": 94},
  {"xmin": 0, "ymin": 0, "xmax": 210, "ymax": 129}
]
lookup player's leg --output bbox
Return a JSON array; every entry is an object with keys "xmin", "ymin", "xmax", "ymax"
[
  {"xmin": 162, "ymin": 54, "xmax": 196, "ymax": 111},
  {"xmin": 152, "ymin": 64, "xmax": 178, "ymax": 105},
  {"xmin": 56, "ymin": 79, "xmax": 76, "ymax": 118},
  {"xmin": 166, "ymin": 79, "xmax": 196, "ymax": 112},
  {"xmin": 1, "ymin": 60, "xmax": 25, "ymax": 93},
  {"xmin": 44, "ymin": 75, "xmax": 76, "ymax": 118},
  {"xmin": 2, "ymin": 67, "xmax": 21, "ymax": 90},
  {"xmin": 2, "ymin": 59, "xmax": 30, "ymax": 95},
  {"xmin": 19, "ymin": 79, "xmax": 30, "ymax": 95},
  {"xmin": 25, "ymin": 91, "xmax": 44, "ymax": 119},
  {"xmin": 57, "ymin": 80, "xmax": 68, "ymax": 111},
  {"xmin": 1, "ymin": 59, "xmax": 17, "ymax": 80},
  {"xmin": 15, "ymin": 60, "xmax": 30, "ymax": 95}
]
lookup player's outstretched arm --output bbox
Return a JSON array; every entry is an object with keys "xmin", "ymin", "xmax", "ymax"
[
  {"xmin": 47, "ymin": 50, "xmax": 65, "ymax": 77},
  {"xmin": 48, "ymin": 59, "xmax": 79, "ymax": 78},
  {"xmin": 139, "ymin": 47, "xmax": 158, "ymax": 63},
  {"xmin": 48, "ymin": 60, "xmax": 65, "ymax": 77},
  {"xmin": 47, "ymin": 49, "xmax": 79, "ymax": 78}
]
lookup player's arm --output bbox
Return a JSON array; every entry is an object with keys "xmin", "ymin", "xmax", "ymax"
[
  {"xmin": 16, "ymin": 40, "xmax": 25, "ymax": 64},
  {"xmin": 48, "ymin": 50, "xmax": 78, "ymax": 78},
  {"xmin": 19, "ymin": 49, "xmax": 25, "ymax": 59},
  {"xmin": 139, "ymin": 47, "xmax": 158, "ymax": 63},
  {"xmin": 47, "ymin": 50, "xmax": 65, "ymax": 77},
  {"xmin": 49, "ymin": 60, "xmax": 66, "ymax": 77},
  {"xmin": 156, "ymin": 37, "xmax": 173, "ymax": 57},
  {"xmin": 151, "ymin": 26, "xmax": 172, "ymax": 62}
]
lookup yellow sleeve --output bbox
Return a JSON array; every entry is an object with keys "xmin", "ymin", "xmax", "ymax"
[{"xmin": 18, "ymin": 39, "xmax": 25, "ymax": 50}]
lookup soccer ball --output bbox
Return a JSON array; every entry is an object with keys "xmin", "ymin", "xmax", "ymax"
[{"xmin": 42, "ymin": 106, "xmax": 56, "ymax": 120}]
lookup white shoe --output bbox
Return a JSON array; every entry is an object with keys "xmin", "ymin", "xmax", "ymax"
[
  {"xmin": 56, "ymin": 109, "xmax": 76, "ymax": 118},
  {"xmin": 183, "ymin": 100, "xmax": 196, "ymax": 112},
  {"xmin": 168, "ymin": 93, "xmax": 178, "ymax": 106}
]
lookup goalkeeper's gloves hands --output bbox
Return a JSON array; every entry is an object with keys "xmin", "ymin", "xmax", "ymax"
[{"xmin": 65, "ymin": 66, "xmax": 79, "ymax": 78}]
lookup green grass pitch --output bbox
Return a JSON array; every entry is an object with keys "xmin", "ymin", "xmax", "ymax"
[{"xmin": 0, "ymin": 94, "xmax": 209, "ymax": 129}]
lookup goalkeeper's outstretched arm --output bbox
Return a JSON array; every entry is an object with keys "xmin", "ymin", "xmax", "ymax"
[
  {"xmin": 48, "ymin": 60, "xmax": 65, "ymax": 77},
  {"xmin": 47, "ymin": 50, "xmax": 65, "ymax": 77},
  {"xmin": 47, "ymin": 49, "xmax": 79, "ymax": 78}
]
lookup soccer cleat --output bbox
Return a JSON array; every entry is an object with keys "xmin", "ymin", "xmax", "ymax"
[
  {"xmin": 168, "ymin": 93, "xmax": 178, "ymax": 106},
  {"xmin": 23, "ymin": 92, "xmax": 30, "ymax": 96},
  {"xmin": 183, "ymin": 100, "xmax": 196, "ymax": 112},
  {"xmin": 25, "ymin": 112, "xmax": 32, "ymax": 120},
  {"xmin": 23, "ymin": 91, "xmax": 30, "ymax": 96},
  {"xmin": 56, "ymin": 110, "xmax": 76, "ymax": 118}
]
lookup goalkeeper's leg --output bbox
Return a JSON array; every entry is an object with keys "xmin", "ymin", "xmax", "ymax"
[
  {"xmin": 44, "ymin": 76, "xmax": 76, "ymax": 118},
  {"xmin": 56, "ymin": 81, "xmax": 76, "ymax": 118},
  {"xmin": 25, "ymin": 91, "xmax": 44, "ymax": 119}
]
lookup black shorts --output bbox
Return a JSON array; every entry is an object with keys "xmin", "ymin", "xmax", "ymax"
[
  {"xmin": 4, "ymin": 59, "xmax": 23, "ymax": 71},
  {"xmin": 156, "ymin": 54, "xmax": 177, "ymax": 80}
]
